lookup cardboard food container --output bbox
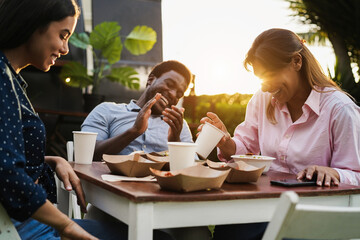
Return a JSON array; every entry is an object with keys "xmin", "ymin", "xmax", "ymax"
[
  {"xmin": 206, "ymin": 160, "xmax": 264, "ymax": 183},
  {"xmin": 146, "ymin": 151, "xmax": 170, "ymax": 170},
  {"xmin": 103, "ymin": 153, "xmax": 166, "ymax": 177},
  {"xmin": 150, "ymin": 165, "xmax": 230, "ymax": 192},
  {"xmin": 145, "ymin": 152, "xmax": 169, "ymax": 162},
  {"xmin": 231, "ymin": 154, "xmax": 275, "ymax": 173}
]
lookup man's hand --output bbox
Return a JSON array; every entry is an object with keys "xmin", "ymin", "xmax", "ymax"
[
  {"xmin": 163, "ymin": 106, "xmax": 184, "ymax": 142},
  {"xmin": 297, "ymin": 165, "xmax": 340, "ymax": 187},
  {"xmin": 93, "ymin": 93, "xmax": 161, "ymax": 160},
  {"xmin": 133, "ymin": 93, "xmax": 161, "ymax": 134}
]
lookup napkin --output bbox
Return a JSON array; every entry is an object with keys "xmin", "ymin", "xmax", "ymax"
[{"xmin": 101, "ymin": 174, "xmax": 156, "ymax": 182}]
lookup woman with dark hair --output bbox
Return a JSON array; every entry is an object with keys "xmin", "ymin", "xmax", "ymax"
[
  {"xmin": 199, "ymin": 28, "xmax": 360, "ymax": 239},
  {"xmin": 0, "ymin": 0, "xmax": 126, "ymax": 239}
]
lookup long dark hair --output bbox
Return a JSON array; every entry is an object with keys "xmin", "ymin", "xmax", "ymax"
[
  {"xmin": 0, "ymin": 0, "xmax": 80, "ymax": 50},
  {"xmin": 244, "ymin": 28, "xmax": 341, "ymax": 124}
]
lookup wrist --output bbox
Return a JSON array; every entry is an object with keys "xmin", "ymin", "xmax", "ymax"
[
  {"xmin": 219, "ymin": 137, "xmax": 236, "ymax": 160},
  {"xmin": 218, "ymin": 132, "xmax": 232, "ymax": 147},
  {"xmin": 32, "ymin": 200, "xmax": 72, "ymax": 232},
  {"xmin": 127, "ymin": 127, "xmax": 143, "ymax": 138},
  {"xmin": 54, "ymin": 213, "xmax": 73, "ymax": 233},
  {"xmin": 44, "ymin": 156, "xmax": 62, "ymax": 169},
  {"xmin": 168, "ymin": 134, "xmax": 181, "ymax": 142}
]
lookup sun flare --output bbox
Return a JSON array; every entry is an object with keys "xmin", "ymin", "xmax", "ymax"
[{"xmin": 162, "ymin": 0, "xmax": 336, "ymax": 96}]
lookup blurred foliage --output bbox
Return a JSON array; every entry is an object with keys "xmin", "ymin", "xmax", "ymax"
[
  {"xmin": 286, "ymin": 0, "xmax": 360, "ymax": 102},
  {"xmin": 60, "ymin": 22, "xmax": 156, "ymax": 94},
  {"xmin": 183, "ymin": 93, "xmax": 252, "ymax": 161},
  {"xmin": 183, "ymin": 93, "xmax": 253, "ymax": 139},
  {"xmin": 208, "ymin": 225, "xmax": 215, "ymax": 238}
]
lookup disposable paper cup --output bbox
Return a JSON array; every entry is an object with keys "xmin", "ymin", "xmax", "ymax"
[
  {"xmin": 73, "ymin": 131, "xmax": 98, "ymax": 164},
  {"xmin": 195, "ymin": 122, "xmax": 226, "ymax": 159},
  {"xmin": 167, "ymin": 142, "xmax": 197, "ymax": 171}
]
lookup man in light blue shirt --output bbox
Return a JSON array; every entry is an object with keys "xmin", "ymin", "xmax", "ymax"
[
  {"xmin": 82, "ymin": 61, "xmax": 211, "ymax": 239},
  {"xmin": 82, "ymin": 60, "xmax": 193, "ymax": 161}
]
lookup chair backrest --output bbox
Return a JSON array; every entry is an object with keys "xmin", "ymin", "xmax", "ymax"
[
  {"xmin": 0, "ymin": 204, "xmax": 21, "ymax": 240},
  {"xmin": 67, "ymin": 141, "xmax": 74, "ymax": 163},
  {"xmin": 262, "ymin": 191, "xmax": 360, "ymax": 240},
  {"xmin": 66, "ymin": 141, "xmax": 81, "ymax": 219},
  {"xmin": 56, "ymin": 141, "xmax": 82, "ymax": 219}
]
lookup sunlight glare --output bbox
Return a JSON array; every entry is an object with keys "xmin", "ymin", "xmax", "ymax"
[{"xmin": 162, "ymin": 0, "xmax": 336, "ymax": 95}]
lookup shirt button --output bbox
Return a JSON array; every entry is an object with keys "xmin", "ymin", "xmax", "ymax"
[
  {"xmin": 143, "ymin": 145, "xmax": 147, "ymax": 149},
  {"xmin": 285, "ymin": 135, "xmax": 290, "ymax": 138},
  {"xmin": 280, "ymin": 155, "xmax": 286, "ymax": 161}
]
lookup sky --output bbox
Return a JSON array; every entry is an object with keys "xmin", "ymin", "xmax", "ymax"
[{"xmin": 161, "ymin": 0, "xmax": 336, "ymax": 95}]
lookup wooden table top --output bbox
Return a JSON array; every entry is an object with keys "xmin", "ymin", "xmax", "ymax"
[{"xmin": 72, "ymin": 162, "xmax": 360, "ymax": 203}]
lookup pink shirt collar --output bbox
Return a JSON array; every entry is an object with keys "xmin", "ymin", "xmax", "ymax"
[{"xmin": 271, "ymin": 87, "xmax": 321, "ymax": 116}]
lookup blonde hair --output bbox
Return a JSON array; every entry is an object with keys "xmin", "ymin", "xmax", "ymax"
[{"xmin": 244, "ymin": 28, "xmax": 342, "ymax": 124}]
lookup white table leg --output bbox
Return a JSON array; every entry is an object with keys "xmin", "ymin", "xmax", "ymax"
[
  {"xmin": 350, "ymin": 194, "xmax": 360, "ymax": 207},
  {"xmin": 128, "ymin": 202, "xmax": 154, "ymax": 240}
]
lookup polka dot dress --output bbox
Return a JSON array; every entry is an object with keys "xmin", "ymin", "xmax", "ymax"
[{"xmin": 0, "ymin": 51, "xmax": 56, "ymax": 221}]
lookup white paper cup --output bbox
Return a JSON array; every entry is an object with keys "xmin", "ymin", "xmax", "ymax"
[
  {"xmin": 195, "ymin": 122, "xmax": 226, "ymax": 159},
  {"xmin": 73, "ymin": 131, "xmax": 98, "ymax": 164},
  {"xmin": 167, "ymin": 142, "xmax": 197, "ymax": 171}
]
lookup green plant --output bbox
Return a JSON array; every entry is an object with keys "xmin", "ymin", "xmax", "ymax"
[
  {"xmin": 183, "ymin": 93, "xmax": 252, "ymax": 134},
  {"xmin": 208, "ymin": 225, "xmax": 215, "ymax": 239},
  {"xmin": 59, "ymin": 21, "xmax": 157, "ymax": 94}
]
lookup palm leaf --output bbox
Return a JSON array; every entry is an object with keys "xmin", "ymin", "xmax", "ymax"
[
  {"xmin": 297, "ymin": 31, "xmax": 328, "ymax": 46},
  {"xmin": 124, "ymin": 25, "xmax": 157, "ymax": 55},
  {"xmin": 102, "ymin": 36, "xmax": 122, "ymax": 64},
  {"xmin": 69, "ymin": 32, "xmax": 90, "ymax": 49},
  {"xmin": 59, "ymin": 62, "xmax": 92, "ymax": 88},
  {"xmin": 90, "ymin": 22, "xmax": 121, "ymax": 50},
  {"xmin": 106, "ymin": 67, "xmax": 140, "ymax": 90},
  {"xmin": 90, "ymin": 22, "xmax": 123, "ymax": 63}
]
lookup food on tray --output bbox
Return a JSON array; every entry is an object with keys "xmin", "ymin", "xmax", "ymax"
[
  {"xmin": 164, "ymin": 172, "xmax": 174, "ymax": 177},
  {"xmin": 231, "ymin": 155, "xmax": 275, "ymax": 173},
  {"xmin": 102, "ymin": 153, "xmax": 167, "ymax": 177},
  {"xmin": 150, "ymin": 165, "xmax": 230, "ymax": 192},
  {"xmin": 206, "ymin": 160, "xmax": 264, "ymax": 183}
]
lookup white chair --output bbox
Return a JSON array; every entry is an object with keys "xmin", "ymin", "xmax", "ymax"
[
  {"xmin": 0, "ymin": 203, "xmax": 21, "ymax": 240},
  {"xmin": 262, "ymin": 191, "xmax": 360, "ymax": 240},
  {"xmin": 56, "ymin": 141, "xmax": 82, "ymax": 219}
]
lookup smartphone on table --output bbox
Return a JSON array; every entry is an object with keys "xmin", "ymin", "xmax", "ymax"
[{"xmin": 270, "ymin": 179, "xmax": 317, "ymax": 187}]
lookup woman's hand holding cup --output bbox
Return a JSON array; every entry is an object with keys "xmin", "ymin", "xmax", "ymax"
[
  {"xmin": 198, "ymin": 112, "xmax": 231, "ymax": 147},
  {"xmin": 197, "ymin": 112, "xmax": 236, "ymax": 160}
]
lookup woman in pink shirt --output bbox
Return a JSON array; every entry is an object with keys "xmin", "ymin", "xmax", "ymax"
[{"xmin": 200, "ymin": 28, "xmax": 360, "ymax": 187}]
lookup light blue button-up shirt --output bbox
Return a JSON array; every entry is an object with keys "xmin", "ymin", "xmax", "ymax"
[{"xmin": 81, "ymin": 100, "xmax": 193, "ymax": 155}]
